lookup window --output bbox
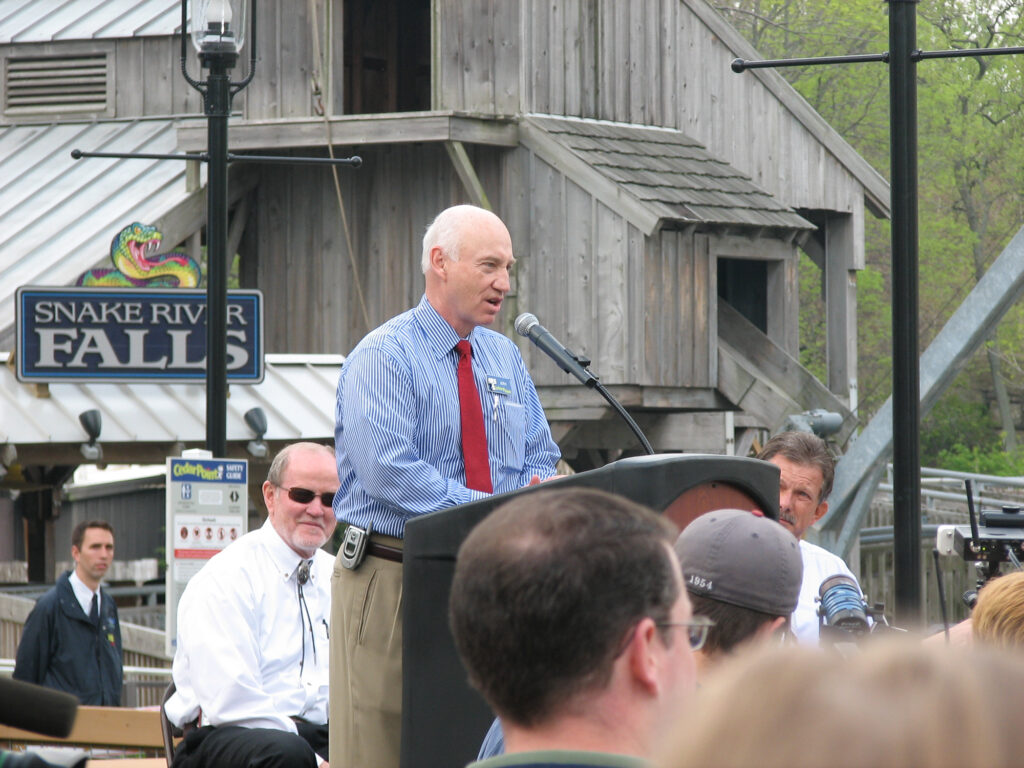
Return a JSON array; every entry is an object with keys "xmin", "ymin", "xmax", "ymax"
[{"xmin": 343, "ymin": 0, "xmax": 430, "ymax": 114}]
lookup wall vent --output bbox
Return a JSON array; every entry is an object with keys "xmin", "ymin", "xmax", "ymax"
[{"xmin": 4, "ymin": 53, "xmax": 113, "ymax": 118}]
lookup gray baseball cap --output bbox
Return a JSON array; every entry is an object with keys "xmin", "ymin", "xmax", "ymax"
[{"xmin": 674, "ymin": 508, "xmax": 802, "ymax": 616}]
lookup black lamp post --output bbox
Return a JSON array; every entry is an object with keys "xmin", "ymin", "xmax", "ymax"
[
  {"xmin": 180, "ymin": 0, "xmax": 255, "ymax": 458},
  {"xmin": 732, "ymin": 6, "xmax": 1024, "ymax": 627},
  {"xmin": 70, "ymin": 0, "xmax": 359, "ymax": 460}
]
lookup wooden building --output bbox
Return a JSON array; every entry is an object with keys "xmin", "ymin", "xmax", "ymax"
[{"xmin": 0, "ymin": 0, "xmax": 889, "ymax": 468}]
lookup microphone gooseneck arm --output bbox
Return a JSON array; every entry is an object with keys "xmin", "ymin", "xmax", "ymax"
[
  {"xmin": 592, "ymin": 379, "xmax": 655, "ymax": 455},
  {"xmin": 514, "ymin": 313, "xmax": 654, "ymax": 455}
]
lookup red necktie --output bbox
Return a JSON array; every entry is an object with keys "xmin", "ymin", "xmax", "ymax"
[{"xmin": 456, "ymin": 340, "xmax": 493, "ymax": 492}]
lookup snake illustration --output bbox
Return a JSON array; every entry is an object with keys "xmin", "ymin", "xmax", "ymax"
[{"xmin": 76, "ymin": 222, "xmax": 202, "ymax": 288}]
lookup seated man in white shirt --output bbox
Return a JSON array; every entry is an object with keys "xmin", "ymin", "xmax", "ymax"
[
  {"xmin": 165, "ymin": 442, "xmax": 338, "ymax": 768},
  {"xmin": 756, "ymin": 431, "xmax": 865, "ymax": 644}
]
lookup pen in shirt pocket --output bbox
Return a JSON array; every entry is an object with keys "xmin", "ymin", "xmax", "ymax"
[{"xmin": 486, "ymin": 376, "xmax": 512, "ymax": 422}]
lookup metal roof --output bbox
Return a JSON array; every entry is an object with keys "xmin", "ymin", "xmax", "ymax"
[
  {"xmin": 0, "ymin": 0, "xmax": 181, "ymax": 43},
  {"xmin": 0, "ymin": 118, "xmax": 198, "ymax": 347},
  {"xmin": 524, "ymin": 114, "xmax": 813, "ymax": 232},
  {"xmin": 0, "ymin": 351, "xmax": 341, "ymax": 476}
]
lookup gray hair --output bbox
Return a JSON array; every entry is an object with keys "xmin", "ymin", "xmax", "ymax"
[
  {"xmin": 756, "ymin": 431, "xmax": 835, "ymax": 502},
  {"xmin": 421, "ymin": 204, "xmax": 493, "ymax": 273},
  {"xmin": 266, "ymin": 442, "xmax": 335, "ymax": 486}
]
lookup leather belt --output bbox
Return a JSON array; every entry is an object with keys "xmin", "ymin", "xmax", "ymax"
[{"xmin": 367, "ymin": 540, "xmax": 403, "ymax": 563}]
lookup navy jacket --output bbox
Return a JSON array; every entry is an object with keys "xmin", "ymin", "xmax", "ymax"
[{"xmin": 13, "ymin": 570, "xmax": 123, "ymax": 706}]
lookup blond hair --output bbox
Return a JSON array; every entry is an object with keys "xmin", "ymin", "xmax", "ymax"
[
  {"xmin": 973, "ymin": 571, "xmax": 1024, "ymax": 650},
  {"xmin": 658, "ymin": 639, "xmax": 1024, "ymax": 768}
]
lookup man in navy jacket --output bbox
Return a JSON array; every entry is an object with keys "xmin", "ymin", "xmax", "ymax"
[{"xmin": 15, "ymin": 520, "xmax": 123, "ymax": 706}]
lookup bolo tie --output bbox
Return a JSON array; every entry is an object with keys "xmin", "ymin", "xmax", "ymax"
[{"xmin": 297, "ymin": 560, "xmax": 316, "ymax": 675}]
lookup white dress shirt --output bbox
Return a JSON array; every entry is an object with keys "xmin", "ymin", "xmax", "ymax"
[
  {"xmin": 165, "ymin": 519, "xmax": 333, "ymax": 732},
  {"xmin": 68, "ymin": 569, "xmax": 100, "ymax": 617},
  {"xmin": 792, "ymin": 539, "xmax": 863, "ymax": 644}
]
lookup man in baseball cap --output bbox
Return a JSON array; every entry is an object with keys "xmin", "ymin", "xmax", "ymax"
[{"xmin": 674, "ymin": 508, "xmax": 803, "ymax": 678}]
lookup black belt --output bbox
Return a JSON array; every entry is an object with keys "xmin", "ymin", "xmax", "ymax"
[{"xmin": 367, "ymin": 539, "xmax": 403, "ymax": 563}]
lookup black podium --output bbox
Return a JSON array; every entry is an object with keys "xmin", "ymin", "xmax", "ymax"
[{"xmin": 400, "ymin": 453, "xmax": 780, "ymax": 768}]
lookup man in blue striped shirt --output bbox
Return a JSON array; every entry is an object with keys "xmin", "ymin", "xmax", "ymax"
[{"xmin": 329, "ymin": 204, "xmax": 561, "ymax": 768}]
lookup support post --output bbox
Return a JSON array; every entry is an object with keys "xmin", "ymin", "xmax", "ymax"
[
  {"xmin": 205, "ymin": 59, "xmax": 231, "ymax": 458},
  {"xmin": 888, "ymin": 0, "xmax": 922, "ymax": 627}
]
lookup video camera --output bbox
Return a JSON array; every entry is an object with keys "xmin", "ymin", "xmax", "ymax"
[{"xmin": 935, "ymin": 479, "xmax": 1024, "ymax": 605}]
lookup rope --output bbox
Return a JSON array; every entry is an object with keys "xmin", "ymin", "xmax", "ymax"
[{"xmin": 309, "ymin": 0, "xmax": 371, "ymax": 333}]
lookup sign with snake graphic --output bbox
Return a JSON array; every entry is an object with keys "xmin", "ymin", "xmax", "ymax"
[
  {"xmin": 75, "ymin": 222, "xmax": 202, "ymax": 288},
  {"xmin": 16, "ymin": 287, "xmax": 263, "ymax": 383}
]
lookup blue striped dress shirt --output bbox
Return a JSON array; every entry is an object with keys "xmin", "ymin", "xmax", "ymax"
[{"xmin": 334, "ymin": 296, "xmax": 561, "ymax": 537}]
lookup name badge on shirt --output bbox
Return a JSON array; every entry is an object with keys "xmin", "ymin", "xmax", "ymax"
[{"xmin": 486, "ymin": 376, "xmax": 512, "ymax": 396}]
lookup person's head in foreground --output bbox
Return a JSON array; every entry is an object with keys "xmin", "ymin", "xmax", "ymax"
[
  {"xmin": 674, "ymin": 508, "xmax": 802, "ymax": 674},
  {"xmin": 450, "ymin": 488, "xmax": 697, "ymax": 760},
  {"xmin": 658, "ymin": 639, "xmax": 1024, "ymax": 768},
  {"xmin": 972, "ymin": 570, "xmax": 1024, "ymax": 650}
]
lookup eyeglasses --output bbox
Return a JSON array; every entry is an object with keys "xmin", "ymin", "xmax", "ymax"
[
  {"xmin": 657, "ymin": 616, "xmax": 716, "ymax": 652},
  {"xmin": 279, "ymin": 486, "xmax": 336, "ymax": 507}
]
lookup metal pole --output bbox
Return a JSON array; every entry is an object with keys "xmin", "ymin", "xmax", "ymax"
[
  {"xmin": 888, "ymin": 0, "xmax": 923, "ymax": 626},
  {"xmin": 204, "ymin": 57, "xmax": 231, "ymax": 458}
]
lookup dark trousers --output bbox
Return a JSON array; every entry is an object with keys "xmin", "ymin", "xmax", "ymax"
[{"xmin": 172, "ymin": 721, "xmax": 329, "ymax": 768}]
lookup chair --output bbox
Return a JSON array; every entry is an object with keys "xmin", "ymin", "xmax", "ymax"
[{"xmin": 159, "ymin": 681, "xmax": 180, "ymax": 767}]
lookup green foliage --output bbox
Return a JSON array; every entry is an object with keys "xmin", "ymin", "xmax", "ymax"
[
  {"xmin": 854, "ymin": 261, "xmax": 892, "ymax": 420},
  {"xmin": 797, "ymin": 251, "xmax": 826, "ymax": 382},
  {"xmin": 920, "ymin": 394, "xmax": 1000, "ymax": 465},
  {"xmin": 933, "ymin": 444, "xmax": 1024, "ymax": 476},
  {"xmin": 720, "ymin": 0, "xmax": 1024, "ymax": 454}
]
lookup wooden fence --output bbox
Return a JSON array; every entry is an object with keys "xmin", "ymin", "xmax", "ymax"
[{"xmin": 0, "ymin": 593, "xmax": 171, "ymax": 707}]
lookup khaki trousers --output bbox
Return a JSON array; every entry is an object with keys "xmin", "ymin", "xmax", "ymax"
[{"xmin": 329, "ymin": 543, "xmax": 404, "ymax": 768}]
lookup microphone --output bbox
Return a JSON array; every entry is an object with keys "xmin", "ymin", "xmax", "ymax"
[
  {"xmin": 0, "ymin": 677, "xmax": 79, "ymax": 737},
  {"xmin": 818, "ymin": 574, "xmax": 870, "ymax": 635},
  {"xmin": 514, "ymin": 313, "xmax": 598, "ymax": 387}
]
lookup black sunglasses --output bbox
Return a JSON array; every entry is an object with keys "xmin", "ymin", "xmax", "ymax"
[{"xmin": 279, "ymin": 486, "xmax": 335, "ymax": 507}]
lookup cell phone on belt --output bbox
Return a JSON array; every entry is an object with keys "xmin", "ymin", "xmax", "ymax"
[{"xmin": 340, "ymin": 522, "xmax": 371, "ymax": 570}]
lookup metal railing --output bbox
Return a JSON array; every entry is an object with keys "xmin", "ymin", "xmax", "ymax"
[
  {"xmin": 858, "ymin": 465, "xmax": 1024, "ymax": 631},
  {"xmin": 1, "ymin": 660, "xmax": 172, "ymax": 708}
]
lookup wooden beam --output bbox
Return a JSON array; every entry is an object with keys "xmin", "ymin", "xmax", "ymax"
[
  {"xmin": 535, "ymin": 385, "xmax": 730, "ymax": 413},
  {"xmin": 226, "ymin": 195, "xmax": 250, "ymax": 271},
  {"xmin": 824, "ymin": 211, "xmax": 857, "ymax": 399},
  {"xmin": 717, "ymin": 302, "xmax": 855, "ymax": 443},
  {"xmin": 0, "ymin": 706, "xmax": 164, "ymax": 750},
  {"xmin": 444, "ymin": 141, "xmax": 492, "ymax": 210},
  {"xmin": 176, "ymin": 112, "xmax": 519, "ymax": 152},
  {"xmin": 550, "ymin": 412, "xmax": 730, "ymax": 453},
  {"xmin": 155, "ymin": 166, "xmax": 259, "ymax": 252}
]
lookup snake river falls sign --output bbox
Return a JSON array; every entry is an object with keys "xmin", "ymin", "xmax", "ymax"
[{"xmin": 16, "ymin": 287, "xmax": 264, "ymax": 383}]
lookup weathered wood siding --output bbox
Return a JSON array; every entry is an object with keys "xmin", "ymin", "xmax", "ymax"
[
  {"xmin": 0, "ymin": 38, "xmax": 202, "ymax": 119},
  {"xmin": 502, "ymin": 147, "xmax": 798, "ymax": 390},
  {"xmin": 433, "ymin": 0, "xmax": 521, "ymax": 114},
  {"xmin": 242, "ymin": 0, "xmax": 344, "ymax": 120},
  {"xmin": 46, "ymin": 1, "xmax": 341, "ymax": 122},
  {"xmin": 244, "ymin": 138, "xmax": 798, "ymax": 396},
  {"xmin": 2, "ymin": 0, "xmax": 339, "ymax": 122},
  {"xmin": 112, "ymin": 37, "xmax": 202, "ymax": 117},
  {"xmin": 515, "ymin": 148, "xmax": 638, "ymax": 387},
  {"xmin": 436, "ymin": 0, "xmax": 867, "ymax": 218},
  {"xmin": 644, "ymin": 231, "xmax": 713, "ymax": 389},
  {"xmin": 242, "ymin": 143, "xmax": 503, "ymax": 355}
]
